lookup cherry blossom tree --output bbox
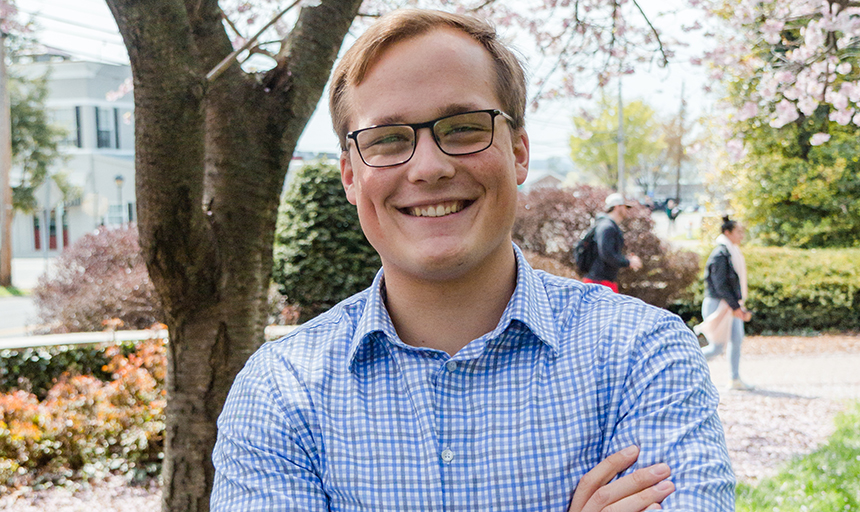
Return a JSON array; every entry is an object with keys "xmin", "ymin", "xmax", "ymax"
[{"xmin": 701, "ymin": 0, "xmax": 860, "ymax": 146}]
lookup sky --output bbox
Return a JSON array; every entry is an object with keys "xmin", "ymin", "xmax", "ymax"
[{"xmin": 21, "ymin": 0, "xmax": 716, "ymax": 162}]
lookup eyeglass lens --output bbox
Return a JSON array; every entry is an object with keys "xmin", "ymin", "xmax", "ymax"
[{"xmin": 355, "ymin": 111, "xmax": 496, "ymax": 167}]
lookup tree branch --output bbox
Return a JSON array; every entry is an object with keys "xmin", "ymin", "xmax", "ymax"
[
  {"xmin": 631, "ymin": 0, "xmax": 668, "ymax": 67},
  {"xmin": 206, "ymin": 0, "xmax": 304, "ymax": 82}
]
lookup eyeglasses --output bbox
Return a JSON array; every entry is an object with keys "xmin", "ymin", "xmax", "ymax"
[{"xmin": 346, "ymin": 109, "xmax": 514, "ymax": 168}]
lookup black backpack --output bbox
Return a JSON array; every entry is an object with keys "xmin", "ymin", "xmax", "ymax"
[{"xmin": 573, "ymin": 224, "xmax": 598, "ymax": 274}]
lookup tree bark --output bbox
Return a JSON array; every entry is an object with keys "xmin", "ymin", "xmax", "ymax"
[{"xmin": 104, "ymin": 0, "xmax": 362, "ymax": 510}]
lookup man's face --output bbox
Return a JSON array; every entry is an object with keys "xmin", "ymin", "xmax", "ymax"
[{"xmin": 340, "ymin": 28, "xmax": 529, "ymax": 285}]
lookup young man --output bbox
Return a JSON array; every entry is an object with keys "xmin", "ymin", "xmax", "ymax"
[
  {"xmin": 212, "ymin": 9, "xmax": 734, "ymax": 511},
  {"xmin": 583, "ymin": 193, "xmax": 643, "ymax": 293}
]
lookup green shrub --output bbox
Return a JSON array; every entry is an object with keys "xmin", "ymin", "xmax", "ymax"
[
  {"xmin": 669, "ymin": 247, "xmax": 860, "ymax": 334},
  {"xmin": 273, "ymin": 161, "xmax": 381, "ymax": 321},
  {"xmin": 0, "ymin": 339, "xmax": 165, "ymax": 489},
  {"xmin": 513, "ymin": 185, "xmax": 700, "ymax": 309},
  {"xmin": 32, "ymin": 225, "xmax": 164, "ymax": 333},
  {"xmin": 0, "ymin": 345, "xmax": 120, "ymax": 400}
]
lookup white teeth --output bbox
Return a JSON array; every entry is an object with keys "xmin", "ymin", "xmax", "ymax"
[{"xmin": 409, "ymin": 201, "xmax": 464, "ymax": 217}]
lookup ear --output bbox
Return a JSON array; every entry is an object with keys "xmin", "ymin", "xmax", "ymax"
[
  {"xmin": 340, "ymin": 150, "xmax": 358, "ymax": 205},
  {"xmin": 513, "ymin": 129, "xmax": 530, "ymax": 186}
]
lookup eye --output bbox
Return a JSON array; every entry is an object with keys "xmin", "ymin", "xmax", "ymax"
[
  {"xmin": 359, "ymin": 129, "xmax": 412, "ymax": 149},
  {"xmin": 445, "ymin": 123, "xmax": 486, "ymax": 135}
]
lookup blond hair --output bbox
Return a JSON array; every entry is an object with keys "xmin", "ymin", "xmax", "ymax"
[{"xmin": 329, "ymin": 9, "xmax": 526, "ymax": 150}]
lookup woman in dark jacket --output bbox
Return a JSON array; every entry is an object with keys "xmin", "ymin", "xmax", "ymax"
[{"xmin": 698, "ymin": 216, "xmax": 753, "ymax": 390}]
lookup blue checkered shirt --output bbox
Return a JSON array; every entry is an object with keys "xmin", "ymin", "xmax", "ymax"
[{"xmin": 212, "ymin": 245, "xmax": 734, "ymax": 511}]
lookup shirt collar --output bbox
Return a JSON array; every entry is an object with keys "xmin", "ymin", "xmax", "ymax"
[{"xmin": 347, "ymin": 243, "xmax": 561, "ymax": 368}]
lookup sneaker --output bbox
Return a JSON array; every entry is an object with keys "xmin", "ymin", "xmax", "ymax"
[{"xmin": 728, "ymin": 379, "xmax": 753, "ymax": 391}]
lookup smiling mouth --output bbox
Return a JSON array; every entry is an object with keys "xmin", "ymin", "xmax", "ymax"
[{"xmin": 403, "ymin": 200, "xmax": 472, "ymax": 218}]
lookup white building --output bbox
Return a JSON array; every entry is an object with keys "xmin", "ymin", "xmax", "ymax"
[{"xmin": 11, "ymin": 55, "xmax": 134, "ymax": 258}]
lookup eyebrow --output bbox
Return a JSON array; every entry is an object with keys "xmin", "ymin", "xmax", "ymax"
[{"xmin": 369, "ymin": 103, "xmax": 485, "ymax": 127}]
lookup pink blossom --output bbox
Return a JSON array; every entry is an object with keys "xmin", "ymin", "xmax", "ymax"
[
  {"xmin": 770, "ymin": 99, "xmax": 800, "ymax": 128},
  {"xmin": 797, "ymin": 96, "xmax": 819, "ymax": 116},
  {"xmin": 761, "ymin": 19, "xmax": 785, "ymax": 44},
  {"xmin": 829, "ymin": 108, "xmax": 855, "ymax": 125},
  {"xmin": 809, "ymin": 133, "xmax": 831, "ymax": 146},
  {"xmin": 853, "ymin": 112, "xmax": 860, "ymax": 126},
  {"xmin": 841, "ymin": 82, "xmax": 860, "ymax": 103},
  {"xmin": 727, "ymin": 138, "xmax": 745, "ymax": 163},
  {"xmin": 737, "ymin": 101, "xmax": 759, "ymax": 121},
  {"xmin": 825, "ymin": 89, "xmax": 849, "ymax": 110}
]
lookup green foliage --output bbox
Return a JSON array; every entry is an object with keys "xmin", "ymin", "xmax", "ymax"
[
  {"xmin": 0, "ymin": 339, "xmax": 166, "ymax": 489},
  {"xmin": 513, "ymin": 185, "xmax": 700, "ymax": 309},
  {"xmin": 569, "ymin": 94, "xmax": 666, "ymax": 189},
  {"xmin": 736, "ymin": 401, "xmax": 860, "ymax": 512},
  {"xmin": 272, "ymin": 161, "xmax": 381, "ymax": 321},
  {"xmin": 0, "ymin": 287, "xmax": 25, "ymax": 298},
  {"xmin": 743, "ymin": 247, "xmax": 860, "ymax": 333},
  {"xmin": 32, "ymin": 225, "xmax": 164, "ymax": 333},
  {"xmin": 734, "ymin": 119, "xmax": 860, "ymax": 248},
  {"xmin": 10, "ymin": 73, "xmax": 71, "ymax": 213},
  {"xmin": 0, "ymin": 345, "xmax": 119, "ymax": 400},
  {"xmin": 668, "ymin": 246, "xmax": 860, "ymax": 334}
]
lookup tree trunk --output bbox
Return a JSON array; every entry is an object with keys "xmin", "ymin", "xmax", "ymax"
[{"xmin": 104, "ymin": 0, "xmax": 362, "ymax": 510}]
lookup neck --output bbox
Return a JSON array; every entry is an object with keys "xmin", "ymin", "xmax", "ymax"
[{"xmin": 382, "ymin": 246, "xmax": 518, "ymax": 356}]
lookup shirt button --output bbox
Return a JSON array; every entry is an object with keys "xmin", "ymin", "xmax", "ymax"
[
  {"xmin": 441, "ymin": 448, "xmax": 455, "ymax": 463},
  {"xmin": 445, "ymin": 360, "xmax": 458, "ymax": 372}
]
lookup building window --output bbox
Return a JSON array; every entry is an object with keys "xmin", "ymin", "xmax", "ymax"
[
  {"xmin": 33, "ymin": 210, "xmax": 68, "ymax": 250},
  {"xmin": 95, "ymin": 106, "xmax": 116, "ymax": 149},
  {"xmin": 108, "ymin": 203, "xmax": 124, "ymax": 226},
  {"xmin": 52, "ymin": 107, "xmax": 82, "ymax": 148},
  {"xmin": 33, "ymin": 216, "xmax": 40, "ymax": 250}
]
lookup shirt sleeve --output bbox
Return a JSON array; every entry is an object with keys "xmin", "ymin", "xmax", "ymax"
[
  {"xmin": 211, "ymin": 348, "xmax": 330, "ymax": 511},
  {"xmin": 605, "ymin": 312, "xmax": 735, "ymax": 510}
]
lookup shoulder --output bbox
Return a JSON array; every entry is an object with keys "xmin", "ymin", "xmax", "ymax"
[
  {"xmin": 532, "ymin": 270, "xmax": 687, "ymax": 357},
  {"xmin": 707, "ymin": 244, "xmax": 729, "ymax": 259},
  {"xmin": 239, "ymin": 288, "xmax": 371, "ymax": 392},
  {"xmin": 594, "ymin": 216, "xmax": 618, "ymax": 234}
]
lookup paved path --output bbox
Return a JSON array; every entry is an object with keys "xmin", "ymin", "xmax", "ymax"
[
  {"xmin": 707, "ymin": 352, "xmax": 860, "ymax": 401},
  {"xmin": 0, "ymin": 296, "xmax": 40, "ymax": 339}
]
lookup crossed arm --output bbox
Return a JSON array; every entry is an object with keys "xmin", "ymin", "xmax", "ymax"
[{"xmin": 568, "ymin": 445, "xmax": 673, "ymax": 512}]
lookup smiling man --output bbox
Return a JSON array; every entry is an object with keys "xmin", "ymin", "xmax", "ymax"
[{"xmin": 212, "ymin": 9, "xmax": 734, "ymax": 512}]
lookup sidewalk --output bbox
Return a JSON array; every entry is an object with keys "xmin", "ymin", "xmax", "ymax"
[
  {"xmin": 704, "ymin": 334, "xmax": 860, "ymax": 483},
  {"xmin": 707, "ymin": 352, "xmax": 860, "ymax": 400},
  {"xmin": 705, "ymin": 334, "xmax": 860, "ymax": 400}
]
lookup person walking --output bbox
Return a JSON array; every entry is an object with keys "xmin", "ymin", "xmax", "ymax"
[
  {"xmin": 665, "ymin": 198, "xmax": 681, "ymax": 236},
  {"xmin": 696, "ymin": 215, "xmax": 753, "ymax": 390},
  {"xmin": 582, "ymin": 193, "xmax": 643, "ymax": 293}
]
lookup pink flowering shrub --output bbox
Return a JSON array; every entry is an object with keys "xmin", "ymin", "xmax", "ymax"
[
  {"xmin": 32, "ymin": 225, "xmax": 164, "ymax": 333},
  {"xmin": 513, "ymin": 185, "xmax": 700, "ymax": 308}
]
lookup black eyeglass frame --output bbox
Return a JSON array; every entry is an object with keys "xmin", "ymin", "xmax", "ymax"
[{"xmin": 345, "ymin": 108, "xmax": 515, "ymax": 168}]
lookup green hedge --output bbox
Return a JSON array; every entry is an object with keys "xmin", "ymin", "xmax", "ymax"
[
  {"xmin": 0, "ymin": 343, "xmax": 139, "ymax": 400},
  {"xmin": 668, "ymin": 247, "xmax": 860, "ymax": 335}
]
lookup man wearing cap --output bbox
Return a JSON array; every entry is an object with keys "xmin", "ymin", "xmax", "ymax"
[
  {"xmin": 212, "ymin": 8, "xmax": 733, "ymax": 512},
  {"xmin": 583, "ymin": 192, "xmax": 643, "ymax": 293}
]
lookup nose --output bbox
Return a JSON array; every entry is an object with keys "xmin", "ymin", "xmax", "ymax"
[{"xmin": 405, "ymin": 127, "xmax": 456, "ymax": 184}]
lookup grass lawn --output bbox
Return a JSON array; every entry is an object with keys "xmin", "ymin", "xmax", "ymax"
[
  {"xmin": 0, "ymin": 286, "xmax": 26, "ymax": 298},
  {"xmin": 736, "ymin": 401, "xmax": 860, "ymax": 511}
]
